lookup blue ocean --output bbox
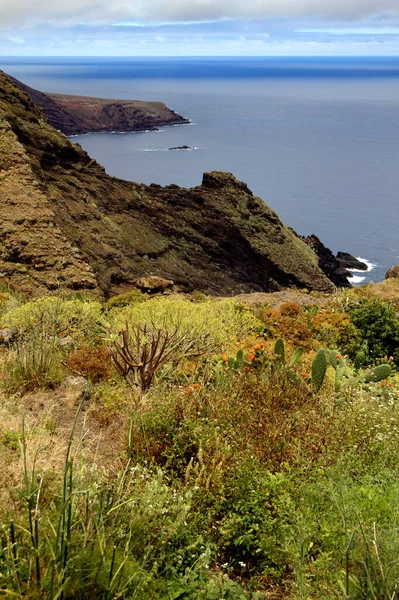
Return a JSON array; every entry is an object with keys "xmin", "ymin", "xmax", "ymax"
[{"xmin": 2, "ymin": 56, "xmax": 399, "ymax": 284}]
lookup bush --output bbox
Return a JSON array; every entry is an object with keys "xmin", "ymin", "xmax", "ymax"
[
  {"xmin": 3, "ymin": 297, "xmax": 104, "ymax": 344},
  {"xmin": 111, "ymin": 297, "xmax": 263, "ymax": 352},
  {"xmin": 65, "ymin": 344, "xmax": 113, "ymax": 382},
  {"xmin": 3, "ymin": 332, "xmax": 63, "ymax": 393},
  {"xmin": 206, "ymin": 463, "xmax": 294, "ymax": 583},
  {"xmin": 349, "ymin": 299, "xmax": 399, "ymax": 362},
  {"xmin": 310, "ymin": 308, "xmax": 361, "ymax": 356},
  {"xmin": 0, "ymin": 459, "xmax": 250, "ymax": 599}
]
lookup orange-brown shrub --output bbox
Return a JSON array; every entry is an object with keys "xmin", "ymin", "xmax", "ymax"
[
  {"xmin": 278, "ymin": 316, "xmax": 314, "ymax": 347},
  {"xmin": 279, "ymin": 301, "xmax": 301, "ymax": 317},
  {"xmin": 65, "ymin": 344, "xmax": 113, "ymax": 382},
  {"xmin": 260, "ymin": 304, "xmax": 315, "ymax": 349},
  {"xmin": 229, "ymin": 371, "xmax": 340, "ymax": 469},
  {"xmin": 310, "ymin": 309, "xmax": 352, "ymax": 335}
]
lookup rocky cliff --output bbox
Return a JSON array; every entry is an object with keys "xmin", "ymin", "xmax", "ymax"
[
  {"xmin": 0, "ymin": 70, "xmax": 347, "ymax": 298},
  {"xmin": 8, "ymin": 74, "xmax": 188, "ymax": 135}
]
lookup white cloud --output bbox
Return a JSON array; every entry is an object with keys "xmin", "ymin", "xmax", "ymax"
[
  {"xmin": 1, "ymin": 0, "xmax": 399, "ymax": 27},
  {"xmin": 7, "ymin": 36, "xmax": 25, "ymax": 43}
]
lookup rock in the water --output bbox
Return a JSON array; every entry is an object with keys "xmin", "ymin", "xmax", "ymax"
[
  {"xmin": 304, "ymin": 235, "xmax": 351, "ymax": 288},
  {"xmin": 168, "ymin": 145, "xmax": 195, "ymax": 151},
  {"xmin": 135, "ymin": 276, "xmax": 174, "ymax": 293},
  {"xmin": 336, "ymin": 252, "xmax": 368, "ymax": 271},
  {"xmin": 385, "ymin": 265, "xmax": 399, "ymax": 279}
]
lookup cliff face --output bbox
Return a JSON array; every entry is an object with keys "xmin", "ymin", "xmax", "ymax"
[
  {"xmin": 0, "ymin": 70, "xmax": 338, "ymax": 298},
  {"xmin": 8, "ymin": 74, "xmax": 188, "ymax": 135}
]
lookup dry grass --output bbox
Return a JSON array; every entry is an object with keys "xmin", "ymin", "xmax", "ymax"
[
  {"xmin": 0, "ymin": 386, "xmax": 128, "ymax": 518},
  {"xmin": 354, "ymin": 278, "xmax": 399, "ymax": 306},
  {"xmin": 234, "ymin": 289, "xmax": 330, "ymax": 309}
]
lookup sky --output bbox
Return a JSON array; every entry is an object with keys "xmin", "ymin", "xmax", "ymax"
[{"xmin": 0, "ymin": 0, "xmax": 399, "ymax": 56}]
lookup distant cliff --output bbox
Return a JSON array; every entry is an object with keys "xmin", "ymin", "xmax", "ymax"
[
  {"xmin": 8, "ymin": 73, "xmax": 189, "ymax": 135},
  {"xmin": 0, "ymin": 70, "xmax": 352, "ymax": 298}
]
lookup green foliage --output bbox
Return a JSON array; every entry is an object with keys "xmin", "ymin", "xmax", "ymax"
[
  {"xmin": 349, "ymin": 299, "xmax": 399, "ymax": 362},
  {"xmin": 206, "ymin": 463, "xmax": 294, "ymax": 583},
  {"xmin": 3, "ymin": 330, "xmax": 63, "ymax": 393},
  {"xmin": 0, "ymin": 409, "xmax": 248, "ymax": 600},
  {"xmin": 4, "ymin": 287, "xmax": 399, "ymax": 598},
  {"xmin": 3, "ymin": 296, "xmax": 104, "ymax": 343},
  {"xmin": 354, "ymin": 342, "xmax": 368, "ymax": 370},
  {"xmin": 112, "ymin": 297, "xmax": 263, "ymax": 351},
  {"xmin": 311, "ymin": 349, "xmax": 327, "ymax": 392},
  {"xmin": 106, "ymin": 289, "xmax": 148, "ymax": 308},
  {"xmin": 289, "ymin": 346, "xmax": 304, "ymax": 367}
]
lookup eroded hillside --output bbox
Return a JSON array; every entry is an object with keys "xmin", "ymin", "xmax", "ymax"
[{"xmin": 0, "ymin": 70, "xmax": 337, "ymax": 298}]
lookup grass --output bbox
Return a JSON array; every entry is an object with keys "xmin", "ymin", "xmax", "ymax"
[{"xmin": 1, "ymin": 285, "xmax": 399, "ymax": 598}]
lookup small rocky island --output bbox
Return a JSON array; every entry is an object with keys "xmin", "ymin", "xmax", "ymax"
[
  {"xmin": 168, "ymin": 145, "xmax": 196, "ymax": 151},
  {"xmin": 8, "ymin": 73, "xmax": 189, "ymax": 136}
]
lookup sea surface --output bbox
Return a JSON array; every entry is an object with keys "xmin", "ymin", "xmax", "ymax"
[{"xmin": 2, "ymin": 56, "xmax": 399, "ymax": 284}]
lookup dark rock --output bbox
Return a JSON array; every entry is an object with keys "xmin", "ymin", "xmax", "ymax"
[
  {"xmin": 168, "ymin": 145, "xmax": 195, "ymax": 151},
  {"xmin": 305, "ymin": 235, "xmax": 351, "ymax": 288},
  {"xmin": 336, "ymin": 252, "xmax": 368, "ymax": 271},
  {"xmin": 385, "ymin": 265, "xmax": 399, "ymax": 279}
]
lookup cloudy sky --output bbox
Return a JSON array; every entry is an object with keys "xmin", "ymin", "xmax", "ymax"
[{"xmin": 1, "ymin": 0, "xmax": 399, "ymax": 56}]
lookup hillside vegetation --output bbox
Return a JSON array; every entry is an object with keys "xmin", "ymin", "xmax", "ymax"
[{"xmin": 1, "ymin": 279, "xmax": 399, "ymax": 598}]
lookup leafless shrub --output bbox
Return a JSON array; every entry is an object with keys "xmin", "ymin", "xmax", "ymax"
[{"xmin": 109, "ymin": 321, "xmax": 208, "ymax": 393}]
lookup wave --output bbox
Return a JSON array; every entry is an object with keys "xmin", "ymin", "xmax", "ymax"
[
  {"xmin": 349, "ymin": 274, "xmax": 367, "ymax": 284},
  {"xmin": 345, "ymin": 256, "xmax": 376, "ymax": 285},
  {"xmin": 350, "ymin": 257, "xmax": 376, "ymax": 273},
  {"xmin": 69, "ymin": 128, "xmax": 160, "ymax": 137},
  {"xmin": 171, "ymin": 121, "xmax": 196, "ymax": 127}
]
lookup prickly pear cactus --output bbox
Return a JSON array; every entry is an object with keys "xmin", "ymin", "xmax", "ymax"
[
  {"xmin": 274, "ymin": 337, "xmax": 285, "ymax": 364},
  {"xmin": 329, "ymin": 350, "xmax": 340, "ymax": 370},
  {"xmin": 364, "ymin": 364, "xmax": 392, "ymax": 383},
  {"xmin": 335, "ymin": 357, "xmax": 348, "ymax": 390},
  {"xmin": 236, "ymin": 349, "xmax": 244, "ymax": 369},
  {"xmin": 354, "ymin": 349, "xmax": 366, "ymax": 371},
  {"xmin": 289, "ymin": 347, "xmax": 304, "ymax": 368},
  {"xmin": 312, "ymin": 349, "xmax": 327, "ymax": 392}
]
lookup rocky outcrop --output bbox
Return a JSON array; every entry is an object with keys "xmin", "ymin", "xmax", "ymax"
[
  {"xmin": 304, "ymin": 235, "xmax": 366, "ymax": 288},
  {"xmin": 7, "ymin": 73, "xmax": 188, "ymax": 135},
  {"xmin": 385, "ymin": 265, "xmax": 399, "ymax": 279},
  {"xmin": 336, "ymin": 252, "xmax": 368, "ymax": 271},
  {"xmin": 135, "ymin": 276, "xmax": 174, "ymax": 293},
  {"xmin": 0, "ymin": 70, "xmax": 345, "ymax": 298}
]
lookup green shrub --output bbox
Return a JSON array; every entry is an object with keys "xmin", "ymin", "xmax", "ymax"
[
  {"xmin": 3, "ymin": 297, "xmax": 104, "ymax": 343},
  {"xmin": 349, "ymin": 299, "xmax": 399, "ymax": 362},
  {"xmin": 0, "ymin": 457, "xmax": 250, "ymax": 599},
  {"xmin": 111, "ymin": 297, "xmax": 262, "ymax": 352},
  {"xmin": 206, "ymin": 463, "xmax": 294, "ymax": 583},
  {"xmin": 3, "ymin": 332, "xmax": 63, "ymax": 393}
]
